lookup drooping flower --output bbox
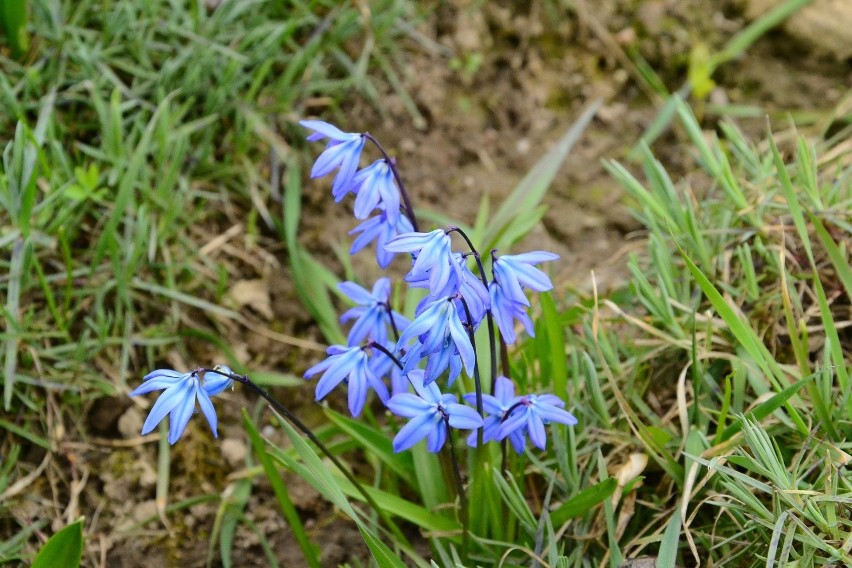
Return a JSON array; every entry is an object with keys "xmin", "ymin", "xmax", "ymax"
[
  {"xmin": 492, "ymin": 251, "xmax": 559, "ymax": 306},
  {"xmin": 339, "ymin": 278, "xmax": 408, "ymax": 346},
  {"xmin": 130, "ymin": 367, "xmax": 234, "ymax": 445},
  {"xmin": 351, "ymin": 160, "xmax": 401, "ymax": 222},
  {"xmin": 384, "ymin": 229, "xmax": 459, "ymax": 295},
  {"xmin": 350, "ymin": 210, "xmax": 415, "ymax": 269},
  {"xmin": 304, "ymin": 345, "xmax": 389, "ymax": 417},
  {"xmin": 387, "ymin": 370, "xmax": 483, "ymax": 453},
  {"xmin": 300, "ymin": 120, "xmax": 366, "ymax": 198},
  {"xmin": 489, "ymin": 280, "xmax": 535, "ymax": 344},
  {"xmin": 396, "ymin": 296, "xmax": 475, "ymax": 385},
  {"xmin": 463, "ymin": 376, "xmax": 525, "ymax": 452},
  {"xmin": 496, "ymin": 392, "xmax": 577, "ymax": 452},
  {"xmin": 408, "ymin": 253, "xmax": 490, "ymax": 326}
]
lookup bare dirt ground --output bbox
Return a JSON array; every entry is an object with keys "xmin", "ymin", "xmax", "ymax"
[{"xmin": 75, "ymin": 1, "xmax": 852, "ymax": 565}]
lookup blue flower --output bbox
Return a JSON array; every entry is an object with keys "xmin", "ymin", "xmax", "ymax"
[
  {"xmin": 305, "ymin": 345, "xmax": 390, "ymax": 417},
  {"xmin": 496, "ymin": 392, "xmax": 577, "ymax": 452},
  {"xmin": 463, "ymin": 376, "xmax": 525, "ymax": 452},
  {"xmin": 300, "ymin": 120, "xmax": 366, "ymax": 198},
  {"xmin": 489, "ymin": 281, "xmax": 535, "ymax": 344},
  {"xmin": 396, "ymin": 296, "xmax": 475, "ymax": 385},
  {"xmin": 384, "ymin": 229, "xmax": 459, "ymax": 295},
  {"xmin": 130, "ymin": 367, "xmax": 234, "ymax": 445},
  {"xmin": 350, "ymin": 210, "xmax": 415, "ymax": 269},
  {"xmin": 368, "ymin": 342, "xmax": 409, "ymax": 397},
  {"xmin": 408, "ymin": 253, "xmax": 490, "ymax": 326},
  {"xmin": 339, "ymin": 278, "xmax": 409, "ymax": 346},
  {"xmin": 387, "ymin": 371, "xmax": 483, "ymax": 453},
  {"xmin": 351, "ymin": 160, "xmax": 400, "ymax": 222},
  {"xmin": 492, "ymin": 251, "xmax": 559, "ymax": 306}
]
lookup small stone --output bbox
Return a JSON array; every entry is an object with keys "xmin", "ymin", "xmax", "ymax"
[
  {"xmin": 221, "ymin": 438, "xmax": 247, "ymax": 468},
  {"xmin": 118, "ymin": 407, "xmax": 144, "ymax": 439}
]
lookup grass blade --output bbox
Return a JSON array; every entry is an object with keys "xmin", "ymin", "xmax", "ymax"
[{"xmin": 243, "ymin": 412, "xmax": 322, "ymax": 568}]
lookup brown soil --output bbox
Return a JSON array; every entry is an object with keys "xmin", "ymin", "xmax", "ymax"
[{"xmin": 31, "ymin": 1, "xmax": 852, "ymax": 566}]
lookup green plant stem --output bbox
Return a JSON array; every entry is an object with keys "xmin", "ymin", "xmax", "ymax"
[
  {"xmin": 444, "ymin": 415, "xmax": 469, "ymax": 560},
  {"xmin": 208, "ymin": 368, "xmax": 406, "ymax": 542}
]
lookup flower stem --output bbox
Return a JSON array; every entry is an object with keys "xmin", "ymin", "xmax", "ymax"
[
  {"xmin": 447, "ymin": 226, "xmax": 498, "ymax": 396},
  {"xmin": 381, "ymin": 303, "xmax": 401, "ymax": 343},
  {"xmin": 363, "ymin": 133, "xmax": 419, "ymax": 232},
  {"xmin": 207, "ymin": 369, "xmax": 405, "ymax": 542},
  {"xmin": 444, "ymin": 415, "xmax": 469, "ymax": 558},
  {"xmin": 456, "ymin": 295, "xmax": 484, "ymax": 449},
  {"xmin": 368, "ymin": 341, "xmax": 404, "ymax": 369}
]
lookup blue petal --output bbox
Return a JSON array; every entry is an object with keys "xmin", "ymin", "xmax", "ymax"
[
  {"xmin": 196, "ymin": 385, "xmax": 219, "ymax": 438},
  {"xmin": 384, "ymin": 231, "xmax": 434, "ymax": 252},
  {"xmin": 423, "ymin": 346, "xmax": 452, "ymax": 386},
  {"xmin": 447, "ymin": 308, "xmax": 475, "ymax": 375},
  {"xmin": 446, "ymin": 403, "xmax": 483, "ymax": 429},
  {"xmin": 338, "ymin": 281, "xmax": 374, "ymax": 305},
  {"xmin": 311, "ymin": 141, "xmax": 351, "ymax": 178},
  {"xmin": 502, "ymin": 251, "xmax": 559, "ymax": 264},
  {"xmin": 393, "ymin": 411, "xmax": 438, "ymax": 452},
  {"xmin": 346, "ymin": 307, "xmax": 384, "ymax": 346},
  {"xmin": 496, "ymin": 406, "xmax": 529, "ymax": 440},
  {"xmin": 350, "ymin": 216, "xmax": 383, "ymax": 252},
  {"xmin": 347, "ymin": 367, "xmax": 368, "ymax": 417},
  {"xmin": 304, "ymin": 357, "xmax": 334, "ymax": 378},
  {"xmin": 508, "ymin": 429, "xmax": 527, "ymax": 454},
  {"xmin": 130, "ymin": 375, "xmax": 185, "ymax": 396},
  {"xmin": 494, "ymin": 376, "xmax": 515, "ymax": 404},
  {"xmin": 387, "ymin": 393, "xmax": 431, "ymax": 418},
  {"xmin": 527, "ymin": 413, "xmax": 547, "ymax": 450},
  {"xmin": 446, "ymin": 351, "xmax": 462, "ymax": 386},
  {"xmin": 493, "ymin": 260, "xmax": 529, "ymax": 306},
  {"xmin": 426, "ymin": 418, "xmax": 447, "ymax": 453},
  {"xmin": 331, "ymin": 137, "xmax": 365, "ymax": 195},
  {"xmin": 168, "ymin": 382, "xmax": 199, "ymax": 445},
  {"xmin": 481, "ymin": 415, "xmax": 503, "ymax": 443},
  {"xmin": 299, "ymin": 120, "xmax": 349, "ymax": 141},
  {"xmin": 397, "ymin": 300, "xmax": 444, "ymax": 348},
  {"xmin": 372, "ymin": 277, "xmax": 391, "ymax": 301},
  {"xmin": 366, "ymin": 367, "xmax": 390, "ymax": 405},
  {"xmin": 340, "ymin": 306, "xmax": 368, "ymax": 324},
  {"xmin": 143, "ymin": 369, "xmax": 185, "ymax": 381},
  {"xmin": 203, "ymin": 367, "xmax": 233, "ymax": 397},
  {"xmin": 141, "ymin": 380, "xmax": 192, "ymax": 436},
  {"xmin": 534, "ymin": 403, "xmax": 578, "ymax": 426},
  {"xmin": 508, "ymin": 262, "xmax": 553, "ymax": 292}
]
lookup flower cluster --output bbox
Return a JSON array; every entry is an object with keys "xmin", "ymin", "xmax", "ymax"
[{"xmin": 300, "ymin": 120, "xmax": 577, "ymax": 454}]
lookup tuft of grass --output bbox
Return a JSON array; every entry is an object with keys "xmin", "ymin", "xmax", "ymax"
[
  {"xmin": 553, "ymin": 102, "xmax": 851, "ymax": 566},
  {"xmin": 0, "ymin": 0, "xmax": 423, "ymax": 562}
]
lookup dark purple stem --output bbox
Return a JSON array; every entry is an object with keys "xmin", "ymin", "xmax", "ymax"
[
  {"xmin": 380, "ymin": 302, "xmax": 401, "ymax": 343},
  {"xmin": 363, "ymin": 133, "xmax": 419, "ymax": 232},
  {"xmin": 368, "ymin": 341, "xmax": 404, "ymax": 370}
]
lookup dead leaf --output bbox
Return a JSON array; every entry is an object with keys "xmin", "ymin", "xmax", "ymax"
[
  {"xmin": 228, "ymin": 279, "xmax": 274, "ymax": 320},
  {"xmin": 612, "ymin": 453, "xmax": 648, "ymax": 504}
]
